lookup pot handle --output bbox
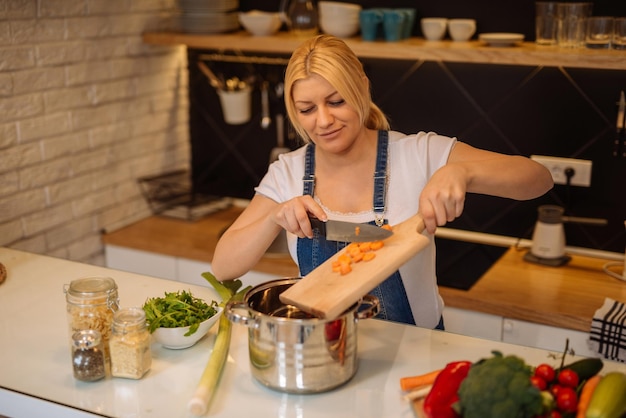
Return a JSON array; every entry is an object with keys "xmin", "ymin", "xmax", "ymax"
[
  {"xmin": 355, "ymin": 294, "xmax": 379, "ymax": 320},
  {"xmin": 224, "ymin": 300, "xmax": 256, "ymax": 328}
]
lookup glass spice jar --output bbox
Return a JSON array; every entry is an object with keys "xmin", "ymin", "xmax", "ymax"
[
  {"xmin": 65, "ymin": 276, "xmax": 119, "ymax": 362},
  {"xmin": 71, "ymin": 329, "xmax": 106, "ymax": 382},
  {"xmin": 109, "ymin": 307, "xmax": 152, "ymax": 379}
]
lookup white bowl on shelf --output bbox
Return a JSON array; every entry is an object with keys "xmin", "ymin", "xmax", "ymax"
[
  {"xmin": 152, "ymin": 307, "xmax": 223, "ymax": 349},
  {"xmin": 318, "ymin": 1, "xmax": 361, "ymax": 38},
  {"xmin": 448, "ymin": 18, "xmax": 476, "ymax": 41},
  {"xmin": 318, "ymin": 1, "xmax": 361, "ymax": 17},
  {"xmin": 421, "ymin": 17, "xmax": 448, "ymax": 41},
  {"xmin": 320, "ymin": 18, "xmax": 360, "ymax": 38},
  {"xmin": 238, "ymin": 10, "xmax": 282, "ymax": 36}
]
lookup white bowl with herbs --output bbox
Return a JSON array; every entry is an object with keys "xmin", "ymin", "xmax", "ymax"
[{"xmin": 143, "ymin": 290, "xmax": 222, "ymax": 349}]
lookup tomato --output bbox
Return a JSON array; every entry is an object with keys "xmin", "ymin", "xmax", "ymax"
[
  {"xmin": 556, "ymin": 387, "xmax": 578, "ymax": 413},
  {"xmin": 324, "ymin": 319, "xmax": 343, "ymax": 341},
  {"xmin": 550, "ymin": 384, "xmax": 563, "ymax": 398},
  {"xmin": 549, "ymin": 411, "xmax": 563, "ymax": 418},
  {"xmin": 530, "ymin": 376, "xmax": 547, "ymax": 391},
  {"xmin": 557, "ymin": 369, "xmax": 579, "ymax": 388},
  {"xmin": 534, "ymin": 364, "xmax": 556, "ymax": 383}
]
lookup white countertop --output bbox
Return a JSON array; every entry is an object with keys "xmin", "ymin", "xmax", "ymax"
[{"xmin": 1, "ymin": 247, "xmax": 625, "ymax": 418}]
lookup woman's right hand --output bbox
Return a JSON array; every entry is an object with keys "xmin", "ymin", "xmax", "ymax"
[{"xmin": 272, "ymin": 195, "xmax": 327, "ymax": 239}]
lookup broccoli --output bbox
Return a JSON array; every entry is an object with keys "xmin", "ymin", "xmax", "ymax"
[{"xmin": 455, "ymin": 351, "xmax": 544, "ymax": 418}]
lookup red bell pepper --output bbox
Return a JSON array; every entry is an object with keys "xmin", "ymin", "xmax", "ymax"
[{"xmin": 423, "ymin": 360, "xmax": 472, "ymax": 418}]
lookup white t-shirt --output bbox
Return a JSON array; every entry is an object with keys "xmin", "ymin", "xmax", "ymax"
[{"xmin": 255, "ymin": 130, "xmax": 456, "ymax": 328}]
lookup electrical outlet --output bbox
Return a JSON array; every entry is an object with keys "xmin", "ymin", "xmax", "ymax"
[{"xmin": 530, "ymin": 155, "xmax": 592, "ymax": 187}]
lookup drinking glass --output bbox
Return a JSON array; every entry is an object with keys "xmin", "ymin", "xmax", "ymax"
[
  {"xmin": 535, "ymin": 2, "xmax": 559, "ymax": 45},
  {"xmin": 613, "ymin": 17, "xmax": 626, "ymax": 50},
  {"xmin": 557, "ymin": 2, "xmax": 592, "ymax": 48},
  {"xmin": 585, "ymin": 17, "xmax": 613, "ymax": 49}
]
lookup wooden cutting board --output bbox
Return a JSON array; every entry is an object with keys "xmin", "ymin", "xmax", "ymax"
[{"xmin": 279, "ymin": 213, "xmax": 429, "ymax": 320}]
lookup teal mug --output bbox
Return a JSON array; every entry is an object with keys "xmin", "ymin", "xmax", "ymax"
[
  {"xmin": 383, "ymin": 10, "xmax": 406, "ymax": 42},
  {"xmin": 397, "ymin": 8, "xmax": 416, "ymax": 39},
  {"xmin": 359, "ymin": 9, "xmax": 383, "ymax": 41}
]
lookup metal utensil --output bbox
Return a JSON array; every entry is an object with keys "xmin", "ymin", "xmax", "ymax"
[
  {"xmin": 260, "ymin": 81, "xmax": 271, "ymax": 129},
  {"xmin": 614, "ymin": 91, "xmax": 625, "ymax": 157},
  {"xmin": 269, "ymin": 113, "xmax": 290, "ymax": 163},
  {"xmin": 308, "ymin": 215, "xmax": 393, "ymax": 243},
  {"xmin": 197, "ymin": 61, "xmax": 223, "ymax": 90}
]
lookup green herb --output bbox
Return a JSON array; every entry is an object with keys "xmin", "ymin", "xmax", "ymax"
[{"xmin": 142, "ymin": 290, "xmax": 218, "ymax": 336}]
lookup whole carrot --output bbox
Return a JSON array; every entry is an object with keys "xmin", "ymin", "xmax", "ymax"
[
  {"xmin": 576, "ymin": 374, "xmax": 601, "ymax": 418},
  {"xmin": 400, "ymin": 368, "xmax": 443, "ymax": 392}
]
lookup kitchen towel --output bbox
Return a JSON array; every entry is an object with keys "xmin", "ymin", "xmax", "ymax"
[{"xmin": 589, "ymin": 297, "xmax": 626, "ymax": 363}]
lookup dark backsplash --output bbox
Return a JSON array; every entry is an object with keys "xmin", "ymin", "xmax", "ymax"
[{"xmin": 188, "ymin": 0, "xmax": 626, "ymax": 288}]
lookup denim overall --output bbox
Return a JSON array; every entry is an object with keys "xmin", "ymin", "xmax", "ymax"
[{"xmin": 296, "ymin": 131, "xmax": 416, "ymax": 325}]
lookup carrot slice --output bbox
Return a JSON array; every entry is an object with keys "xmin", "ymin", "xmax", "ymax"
[
  {"xmin": 339, "ymin": 262, "xmax": 352, "ymax": 275},
  {"xmin": 400, "ymin": 369, "xmax": 443, "ymax": 392},
  {"xmin": 337, "ymin": 254, "xmax": 352, "ymax": 265},
  {"xmin": 370, "ymin": 241, "xmax": 384, "ymax": 251},
  {"xmin": 351, "ymin": 251, "xmax": 364, "ymax": 263},
  {"xmin": 362, "ymin": 252, "xmax": 376, "ymax": 262}
]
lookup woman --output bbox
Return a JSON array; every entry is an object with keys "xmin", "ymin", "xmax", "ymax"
[{"xmin": 212, "ymin": 35, "xmax": 553, "ymax": 328}]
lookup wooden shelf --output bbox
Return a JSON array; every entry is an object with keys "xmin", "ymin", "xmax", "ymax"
[{"xmin": 143, "ymin": 31, "xmax": 626, "ymax": 71}]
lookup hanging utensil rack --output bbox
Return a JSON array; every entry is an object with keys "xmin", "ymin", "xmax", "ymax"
[{"xmin": 198, "ymin": 53, "xmax": 290, "ymax": 66}]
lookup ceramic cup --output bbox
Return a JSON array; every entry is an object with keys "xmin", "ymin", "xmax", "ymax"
[
  {"xmin": 397, "ymin": 8, "xmax": 416, "ymax": 39},
  {"xmin": 535, "ymin": 1, "xmax": 559, "ymax": 45},
  {"xmin": 421, "ymin": 17, "xmax": 448, "ymax": 41},
  {"xmin": 585, "ymin": 16, "xmax": 614, "ymax": 49},
  {"xmin": 382, "ymin": 9, "xmax": 405, "ymax": 42},
  {"xmin": 359, "ymin": 9, "xmax": 383, "ymax": 41},
  {"xmin": 218, "ymin": 88, "xmax": 252, "ymax": 125},
  {"xmin": 448, "ymin": 18, "xmax": 476, "ymax": 41}
]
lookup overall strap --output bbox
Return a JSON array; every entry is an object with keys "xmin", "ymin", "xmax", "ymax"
[
  {"xmin": 373, "ymin": 130, "xmax": 389, "ymax": 226},
  {"xmin": 302, "ymin": 143, "xmax": 315, "ymax": 196}
]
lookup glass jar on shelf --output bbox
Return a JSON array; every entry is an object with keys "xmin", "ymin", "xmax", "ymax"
[{"xmin": 281, "ymin": 0, "xmax": 318, "ymax": 37}]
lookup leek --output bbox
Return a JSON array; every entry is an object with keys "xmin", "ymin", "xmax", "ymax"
[{"xmin": 187, "ymin": 273, "xmax": 249, "ymax": 416}]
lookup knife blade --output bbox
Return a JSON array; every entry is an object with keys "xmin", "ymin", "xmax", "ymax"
[
  {"xmin": 309, "ymin": 216, "xmax": 393, "ymax": 242},
  {"xmin": 614, "ymin": 90, "xmax": 625, "ymax": 157}
]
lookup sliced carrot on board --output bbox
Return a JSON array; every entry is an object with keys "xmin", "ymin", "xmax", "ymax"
[
  {"xmin": 400, "ymin": 368, "xmax": 443, "ymax": 392},
  {"xmin": 362, "ymin": 252, "xmax": 376, "ymax": 262},
  {"xmin": 370, "ymin": 241, "xmax": 384, "ymax": 251}
]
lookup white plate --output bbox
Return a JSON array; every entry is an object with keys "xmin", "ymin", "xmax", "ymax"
[{"xmin": 479, "ymin": 33, "xmax": 525, "ymax": 46}]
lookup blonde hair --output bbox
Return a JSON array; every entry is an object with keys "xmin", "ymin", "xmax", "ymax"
[{"xmin": 284, "ymin": 35, "xmax": 390, "ymax": 143}]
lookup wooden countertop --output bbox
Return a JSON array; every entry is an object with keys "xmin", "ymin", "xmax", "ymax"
[
  {"xmin": 103, "ymin": 208, "xmax": 625, "ymax": 333},
  {"xmin": 102, "ymin": 206, "xmax": 300, "ymax": 278},
  {"xmin": 143, "ymin": 31, "xmax": 626, "ymax": 71},
  {"xmin": 439, "ymin": 247, "xmax": 626, "ymax": 332}
]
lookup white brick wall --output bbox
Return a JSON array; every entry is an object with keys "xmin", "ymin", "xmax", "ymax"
[{"xmin": 0, "ymin": 0, "xmax": 189, "ymax": 265}]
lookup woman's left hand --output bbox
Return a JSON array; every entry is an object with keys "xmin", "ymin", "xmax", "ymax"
[{"xmin": 419, "ymin": 164, "xmax": 467, "ymax": 234}]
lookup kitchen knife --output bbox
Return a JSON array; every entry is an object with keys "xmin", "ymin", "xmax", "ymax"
[
  {"xmin": 309, "ymin": 216, "xmax": 393, "ymax": 242},
  {"xmin": 614, "ymin": 90, "xmax": 625, "ymax": 157}
]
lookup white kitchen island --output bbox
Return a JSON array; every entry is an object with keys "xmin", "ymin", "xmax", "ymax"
[{"xmin": 1, "ymin": 247, "xmax": 624, "ymax": 418}]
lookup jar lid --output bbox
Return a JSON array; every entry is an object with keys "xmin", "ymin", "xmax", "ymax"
[
  {"xmin": 66, "ymin": 276, "xmax": 118, "ymax": 303},
  {"xmin": 72, "ymin": 329, "xmax": 102, "ymax": 348},
  {"xmin": 113, "ymin": 307, "xmax": 147, "ymax": 330}
]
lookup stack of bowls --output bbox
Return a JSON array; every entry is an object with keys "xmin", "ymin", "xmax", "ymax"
[
  {"xmin": 177, "ymin": 0, "xmax": 239, "ymax": 34},
  {"xmin": 318, "ymin": 1, "xmax": 362, "ymax": 38}
]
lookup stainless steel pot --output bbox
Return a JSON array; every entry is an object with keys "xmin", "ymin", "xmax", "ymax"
[{"xmin": 225, "ymin": 278, "xmax": 379, "ymax": 394}]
